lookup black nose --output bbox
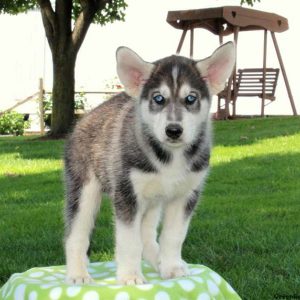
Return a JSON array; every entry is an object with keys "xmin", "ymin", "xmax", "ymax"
[{"xmin": 165, "ymin": 124, "xmax": 183, "ymax": 139}]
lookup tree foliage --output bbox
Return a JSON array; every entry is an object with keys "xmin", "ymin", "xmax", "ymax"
[
  {"xmin": 240, "ymin": 0, "xmax": 261, "ymax": 6},
  {"xmin": 72, "ymin": 0, "xmax": 126, "ymax": 25},
  {"xmin": 0, "ymin": 0, "xmax": 126, "ymax": 25},
  {"xmin": 0, "ymin": 1, "xmax": 37, "ymax": 14}
]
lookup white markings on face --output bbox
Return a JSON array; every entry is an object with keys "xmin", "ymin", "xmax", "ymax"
[
  {"xmin": 179, "ymin": 83, "xmax": 192, "ymax": 99},
  {"xmin": 181, "ymin": 97, "xmax": 210, "ymax": 144},
  {"xmin": 178, "ymin": 83, "xmax": 201, "ymax": 100},
  {"xmin": 172, "ymin": 66, "xmax": 179, "ymax": 91},
  {"xmin": 159, "ymin": 83, "xmax": 171, "ymax": 99}
]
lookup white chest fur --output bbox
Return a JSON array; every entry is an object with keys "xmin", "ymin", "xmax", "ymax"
[{"xmin": 130, "ymin": 150, "xmax": 208, "ymax": 205}]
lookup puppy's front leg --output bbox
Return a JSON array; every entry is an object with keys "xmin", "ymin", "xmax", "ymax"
[
  {"xmin": 115, "ymin": 208, "xmax": 145, "ymax": 285},
  {"xmin": 141, "ymin": 204, "xmax": 161, "ymax": 271},
  {"xmin": 159, "ymin": 192, "xmax": 198, "ymax": 279}
]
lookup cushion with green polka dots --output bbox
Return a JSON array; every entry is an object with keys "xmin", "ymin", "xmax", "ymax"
[{"xmin": 0, "ymin": 261, "xmax": 241, "ymax": 300}]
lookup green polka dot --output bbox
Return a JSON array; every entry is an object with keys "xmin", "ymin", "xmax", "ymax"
[
  {"xmin": 44, "ymin": 276, "xmax": 57, "ymax": 281},
  {"xmin": 82, "ymin": 291, "xmax": 99, "ymax": 300},
  {"xmin": 115, "ymin": 291, "xmax": 130, "ymax": 300},
  {"xmin": 28, "ymin": 291, "xmax": 38, "ymax": 300},
  {"xmin": 209, "ymin": 272, "xmax": 222, "ymax": 285},
  {"xmin": 66, "ymin": 286, "xmax": 81, "ymax": 297},
  {"xmin": 177, "ymin": 279, "xmax": 195, "ymax": 291},
  {"xmin": 154, "ymin": 291, "xmax": 170, "ymax": 300},
  {"xmin": 207, "ymin": 279, "xmax": 219, "ymax": 296},
  {"xmin": 29, "ymin": 272, "xmax": 44, "ymax": 278},
  {"xmin": 14, "ymin": 284, "xmax": 26, "ymax": 300},
  {"xmin": 197, "ymin": 293, "xmax": 210, "ymax": 300},
  {"xmin": 190, "ymin": 268, "xmax": 205, "ymax": 275},
  {"xmin": 49, "ymin": 287, "xmax": 62, "ymax": 300},
  {"xmin": 191, "ymin": 276, "xmax": 204, "ymax": 284}
]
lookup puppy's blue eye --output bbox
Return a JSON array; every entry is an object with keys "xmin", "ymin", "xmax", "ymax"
[
  {"xmin": 153, "ymin": 94, "xmax": 165, "ymax": 104},
  {"xmin": 185, "ymin": 94, "xmax": 197, "ymax": 104}
]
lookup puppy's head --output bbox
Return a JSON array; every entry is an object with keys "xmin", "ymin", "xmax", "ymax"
[{"xmin": 116, "ymin": 43, "xmax": 235, "ymax": 147}]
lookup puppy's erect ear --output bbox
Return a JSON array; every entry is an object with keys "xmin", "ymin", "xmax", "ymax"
[
  {"xmin": 116, "ymin": 47, "xmax": 154, "ymax": 98},
  {"xmin": 196, "ymin": 42, "xmax": 236, "ymax": 95}
]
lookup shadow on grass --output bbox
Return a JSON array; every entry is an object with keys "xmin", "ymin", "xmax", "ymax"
[
  {"xmin": 213, "ymin": 116, "xmax": 300, "ymax": 147},
  {"xmin": 185, "ymin": 152, "xmax": 300, "ymax": 299},
  {"xmin": 0, "ymin": 170, "xmax": 63, "ymax": 205},
  {"xmin": 0, "ymin": 137, "xmax": 64, "ymax": 160},
  {"xmin": 0, "ymin": 170, "xmax": 64, "ymax": 284},
  {"xmin": 0, "ymin": 169, "xmax": 114, "ymax": 286}
]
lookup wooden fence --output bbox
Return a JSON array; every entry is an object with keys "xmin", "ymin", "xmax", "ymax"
[{"xmin": 0, "ymin": 78, "xmax": 120, "ymax": 135}]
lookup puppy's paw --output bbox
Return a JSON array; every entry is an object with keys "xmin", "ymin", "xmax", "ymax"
[
  {"xmin": 159, "ymin": 260, "xmax": 189, "ymax": 279},
  {"xmin": 66, "ymin": 272, "xmax": 94, "ymax": 285},
  {"xmin": 117, "ymin": 273, "xmax": 146, "ymax": 285}
]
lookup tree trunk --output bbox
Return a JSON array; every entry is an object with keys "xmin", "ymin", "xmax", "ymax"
[
  {"xmin": 38, "ymin": 0, "xmax": 98, "ymax": 137},
  {"xmin": 50, "ymin": 53, "xmax": 76, "ymax": 137}
]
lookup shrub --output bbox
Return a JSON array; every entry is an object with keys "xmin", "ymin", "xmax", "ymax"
[
  {"xmin": 74, "ymin": 92, "xmax": 87, "ymax": 110},
  {"xmin": 0, "ymin": 111, "xmax": 30, "ymax": 136},
  {"xmin": 43, "ymin": 92, "xmax": 87, "ymax": 112}
]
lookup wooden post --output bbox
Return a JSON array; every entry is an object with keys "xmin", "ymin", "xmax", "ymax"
[
  {"xmin": 190, "ymin": 28, "xmax": 194, "ymax": 58},
  {"xmin": 38, "ymin": 78, "xmax": 45, "ymax": 135},
  {"xmin": 226, "ymin": 26, "xmax": 239, "ymax": 118},
  {"xmin": 271, "ymin": 32, "xmax": 297, "ymax": 116},
  {"xmin": 225, "ymin": 78, "xmax": 233, "ymax": 118},
  {"xmin": 219, "ymin": 33, "xmax": 223, "ymax": 45},
  {"xmin": 176, "ymin": 29, "xmax": 188, "ymax": 54},
  {"xmin": 261, "ymin": 30, "xmax": 268, "ymax": 117},
  {"xmin": 217, "ymin": 34, "xmax": 224, "ymax": 114},
  {"xmin": 232, "ymin": 26, "xmax": 239, "ymax": 118}
]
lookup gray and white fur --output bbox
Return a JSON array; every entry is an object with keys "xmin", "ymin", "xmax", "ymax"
[{"xmin": 64, "ymin": 43, "xmax": 235, "ymax": 285}]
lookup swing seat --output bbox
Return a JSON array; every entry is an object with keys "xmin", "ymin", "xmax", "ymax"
[{"xmin": 219, "ymin": 68, "xmax": 280, "ymax": 101}]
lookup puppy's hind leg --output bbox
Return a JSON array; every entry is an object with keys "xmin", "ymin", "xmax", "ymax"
[
  {"xmin": 65, "ymin": 172, "xmax": 101, "ymax": 284},
  {"xmin": 114, "ymin": 190, "xmax": 145, "ymax": 285}
]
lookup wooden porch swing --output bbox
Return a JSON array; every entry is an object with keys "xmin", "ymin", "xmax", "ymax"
[{"xmin": 166, "ymin": 6, "xmax": 297, "ymax": 118}]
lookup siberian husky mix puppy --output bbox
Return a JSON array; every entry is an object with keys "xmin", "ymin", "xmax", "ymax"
[{"xmin": 64, "ymin": 42, "xmax": 235, "ymax": 285}]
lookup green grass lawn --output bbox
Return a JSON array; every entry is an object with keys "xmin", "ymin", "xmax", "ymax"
[{"xmin": 0, "ymin": 117, "xmax": 300, "ymax": 299}]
